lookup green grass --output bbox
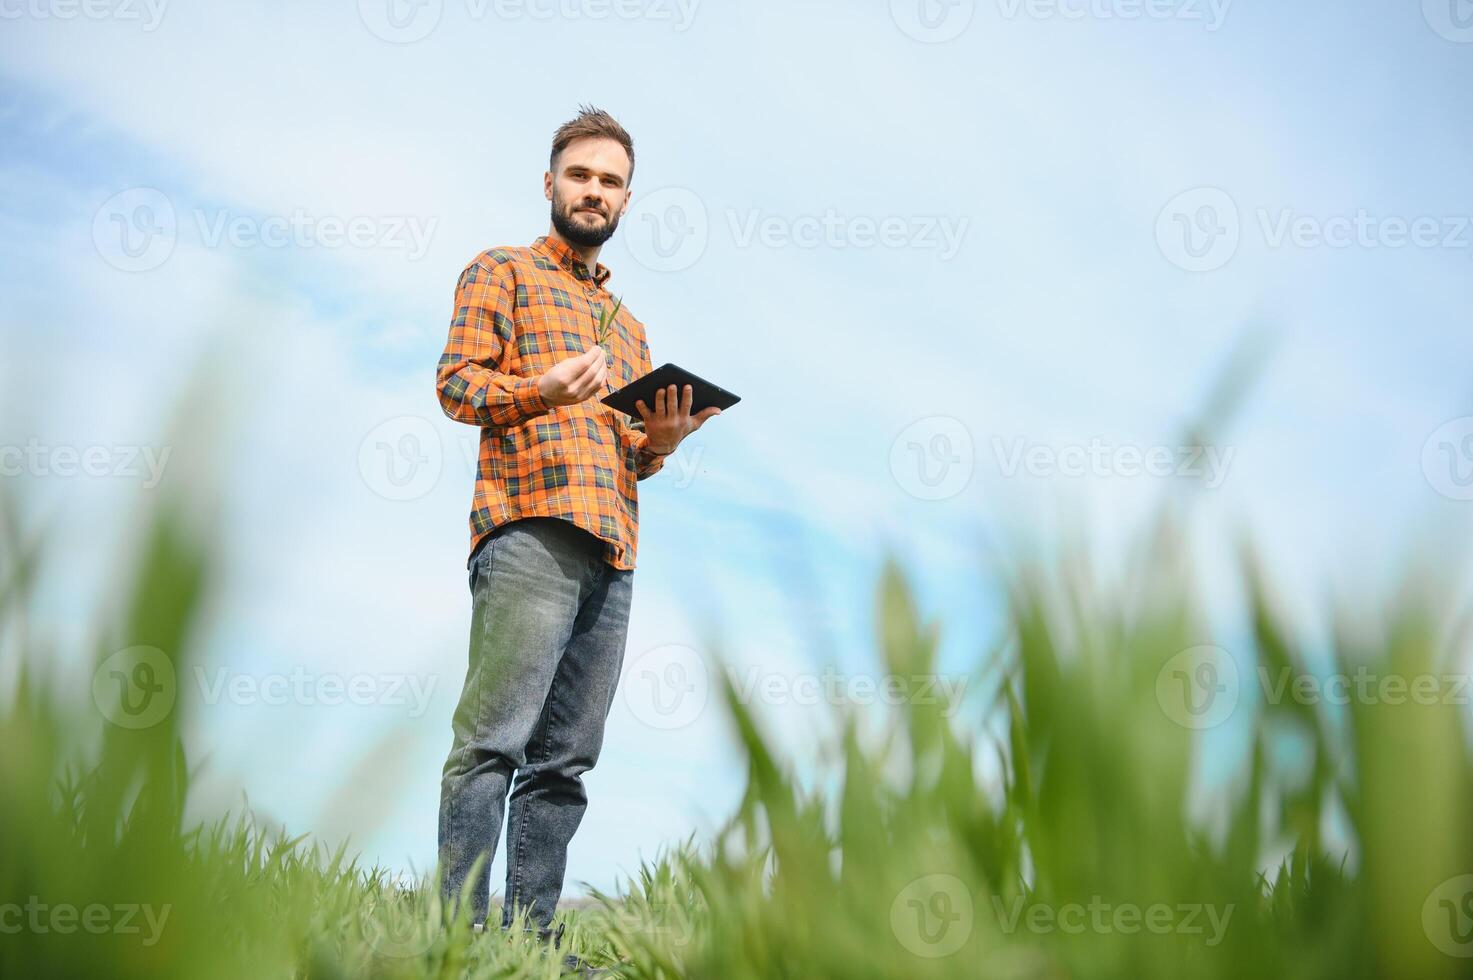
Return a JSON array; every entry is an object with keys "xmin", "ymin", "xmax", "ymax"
[{"xmin": 3, "ymin": 457, "xmax": 1471, "ymax": 977}]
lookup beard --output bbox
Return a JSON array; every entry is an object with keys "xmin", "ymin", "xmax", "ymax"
[{"xmin": 551, "ymin": 190, "xmax": 621, "ymax": 247}]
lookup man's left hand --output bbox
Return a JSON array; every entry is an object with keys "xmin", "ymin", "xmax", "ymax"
[{"xmin": 636, "ymin": 384, "xmax": 722, "ymax": 454}]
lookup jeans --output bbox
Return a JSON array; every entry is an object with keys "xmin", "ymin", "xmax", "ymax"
[{"xmin": 437, "ymin": 516, "xmax": 633, "ymax": 932}]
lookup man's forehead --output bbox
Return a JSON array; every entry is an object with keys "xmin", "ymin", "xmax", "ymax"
[{"xmin": 556, "ymin": 138, "xmax": 630, "ymax": 178}]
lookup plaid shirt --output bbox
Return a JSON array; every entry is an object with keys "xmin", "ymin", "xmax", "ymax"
[{"xmin": 437, "ymin": 235, "xmax": 667, "ymax": 571}]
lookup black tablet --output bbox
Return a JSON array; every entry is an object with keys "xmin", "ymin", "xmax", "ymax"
[{"xmin": 602, "ymin": 362, "xmax": 741, "ymax": 420}]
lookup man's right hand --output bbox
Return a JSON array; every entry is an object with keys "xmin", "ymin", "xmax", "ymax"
[{"xmin": 536, "ymin": 347, "xmax": 608, "ymax": 407}]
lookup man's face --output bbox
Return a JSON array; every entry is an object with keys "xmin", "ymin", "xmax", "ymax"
[{"xmin": 545, "ymin": 137, "xmax": 632, "ymax": 248}]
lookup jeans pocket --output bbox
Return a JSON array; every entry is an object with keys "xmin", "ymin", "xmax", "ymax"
[{"xmin": 467, "ymin": 531, "xmax": 501, "ymax": 595}]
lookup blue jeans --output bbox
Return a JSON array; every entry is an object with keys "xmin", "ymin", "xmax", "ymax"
[{"xmin": 437, "ymin": 516, "xmax": 633, "ymax": 932}]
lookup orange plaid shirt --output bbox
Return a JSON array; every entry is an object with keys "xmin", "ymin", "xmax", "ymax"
[{"xmin": 436, "ymin": 235, "xmax": 667, "ymax": 571}]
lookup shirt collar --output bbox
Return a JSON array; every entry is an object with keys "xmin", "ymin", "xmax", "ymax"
[{"xmin": 533, "ymin": 235, "xmax": 612, "ymax": 288}]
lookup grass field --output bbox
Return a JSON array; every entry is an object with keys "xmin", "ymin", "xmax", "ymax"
[{"xmin": 3, "ymin": 468, "xmax": 1471, "ymax": 979}]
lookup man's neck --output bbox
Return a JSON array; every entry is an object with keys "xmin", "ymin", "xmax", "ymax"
[{"xmin": 547, "ymin": 228, "xmax": 601, "ymax": 270}]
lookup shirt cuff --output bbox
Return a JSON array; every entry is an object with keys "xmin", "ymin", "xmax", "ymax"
[
  {"xmin": 633, "ymin": 432, "xmax": 669, "ymax": 478},
  {"xmin": 512, "ymin": 375, "xmax": 551, "ymax": 420}
]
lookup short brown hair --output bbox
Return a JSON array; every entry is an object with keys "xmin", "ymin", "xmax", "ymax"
[{"xmin": 550, "ymin": 104, "xmax": 635, "ymax": 184}]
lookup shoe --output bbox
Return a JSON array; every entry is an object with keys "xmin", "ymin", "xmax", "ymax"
[{"xmin": 560, "ymin": 951, "xmax": 610, "ymax": 977}]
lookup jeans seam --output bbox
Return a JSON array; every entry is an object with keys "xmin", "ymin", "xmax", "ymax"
[
  {"xmin": 510, "ymin": 644, "xmax": 561, "ymax": 925},
  {"xmin": 445, "ymin": 532, "xmax": 501, "ymax": 912}
]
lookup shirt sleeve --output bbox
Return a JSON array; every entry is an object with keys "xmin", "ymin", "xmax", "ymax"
[
  {"xmin": 436, "ymin": 257, "xmax": 553, "ymax": 428},
  {"xmin": 631, "ymin": 332, "xmax": 667, "ymax": 481}
]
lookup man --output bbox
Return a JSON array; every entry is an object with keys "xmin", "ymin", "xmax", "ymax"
[{"xmin": 434, "ymin": 105, "xmax": 721, "ymax": 943}]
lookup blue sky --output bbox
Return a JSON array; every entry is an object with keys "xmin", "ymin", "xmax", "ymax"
[{"xmin": 2, "ymin": 0, "xmax": 1471, "ymax": 895}]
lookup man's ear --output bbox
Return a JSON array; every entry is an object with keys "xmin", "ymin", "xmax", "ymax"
[
  {"xmin": 543, "ymin": 171, "xmax": 553, "ymax": 201},
  {"xmin": 618, "ymin": 185, "xmax": 631, "ymax": 217}
]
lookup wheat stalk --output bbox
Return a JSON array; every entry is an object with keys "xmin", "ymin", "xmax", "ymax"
[{"xmin": 594, "ymin": 294, "xmax": 623, "ymax": 349}]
